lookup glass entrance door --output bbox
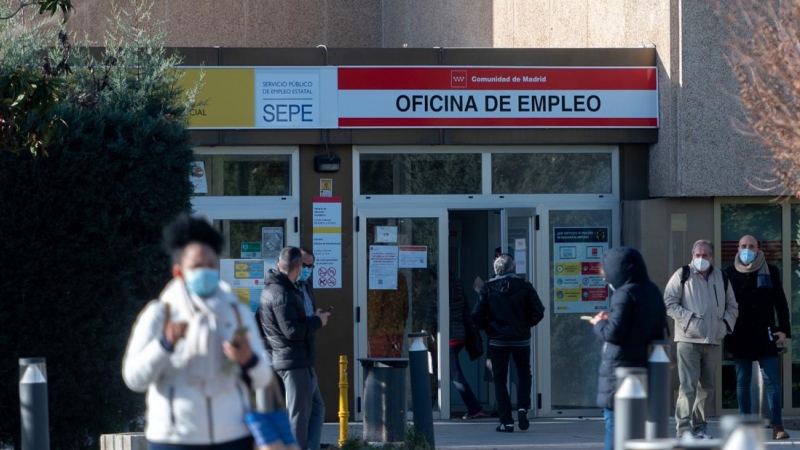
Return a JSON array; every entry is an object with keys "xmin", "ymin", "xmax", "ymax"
[
  {"xmin": 192, "ymin": 198, "xmax": 300, "ymax": 310},
  {"xmin": 355, "ymin": 208, "xmax": 448, "ymax": 419}
]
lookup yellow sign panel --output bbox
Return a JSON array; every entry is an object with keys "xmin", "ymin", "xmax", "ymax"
[
  {"xmin": 553, "ymin": 262, "xmax": 581, "ymax": 276},
  {"xmin": 554, "ymin": 288, "xmax": 581, "ymax": 302},
  {"xmin": 178, "ymin": 68, "xmax": 255, "ymax": 128}
]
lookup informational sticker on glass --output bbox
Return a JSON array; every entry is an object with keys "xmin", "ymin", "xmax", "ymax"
[
  {"xmin": 553, "ymin": 227, "xmax": 609, "ymax": 314},
  {"xmin": 369, "ymin": 245, "xmax": 398, "ymax": 290},
  {"xmin": 241, "ymin": 242, "xmax": 261, "ymax": 259},
  {"xmin": 261, "ymin": 227, "xmax": 283, "ymax": 264},
  {"xmin": 375, "ymin": 226, "xmax": 397, "ymax": 243},
  {"xmin": 190, "ymin": 161, "xmax": 208, "ymax": 194},
  {"xmin": 398, "ymin": 245, "xmax": 427, "ymax": 268},
  {"xmin": 514, "ymin": 249, "xmax": 527, "ymax": 274},
  {"xmin": 220, "ymin": 259, "xmax": 265, "ymax": 312},
  {"xmin": 313, "ymin": 197, "xmax": 342, "ymax": 289}
]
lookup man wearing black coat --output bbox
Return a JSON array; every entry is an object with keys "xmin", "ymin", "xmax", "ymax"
[
  {"xmin": 589, "ymin": 247, "xmax": 665, "ymax": 450},
  {"xmin": 724, "ymin": 235, "xmax": 791, "ymax": 440},
  {"xmin": 473, "ymin": 254, "xmax": 545, "ymax": 433},
  {"xmin": 257, "ymin": 246, "xmax": 330, "ymax": 450}
]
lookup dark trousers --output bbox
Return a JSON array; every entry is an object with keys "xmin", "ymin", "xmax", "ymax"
[
  {"xmin": 489, "ymin": 344, "xmax": 531, "ymax": 425},
  {"xmin": 450, "ymin": 343, "xmax": 482, "ymax": 415},
  {"xmin": 279, "ymin": 367, "xmax": 322, "ymax": 450},
  {"xmin": 148, "ymin": 436, "xmax": 253, "ymax": 450}
]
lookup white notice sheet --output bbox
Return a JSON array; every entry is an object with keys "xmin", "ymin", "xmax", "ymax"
[{"xmin": 369, "ymin": 245, "xmax": 398, "ymax": 290}]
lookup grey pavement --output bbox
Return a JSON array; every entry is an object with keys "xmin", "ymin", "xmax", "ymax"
[{"xmin": 321, "ymin": 418, "xmax": 800, "ymax": 449}]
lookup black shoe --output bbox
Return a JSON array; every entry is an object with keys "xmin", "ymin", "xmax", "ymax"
[
  {"xmin": 518, "ymin": 409, "xmax": 529, "ymax": 430},
  {"xmin": 496, "ymin": 423, "xmax": 514, "ymax": 433}
]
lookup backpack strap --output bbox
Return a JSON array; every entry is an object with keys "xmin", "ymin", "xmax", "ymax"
[{"xmin": 680, "ymin": 265, "xmax": 690, "ymax": 294}]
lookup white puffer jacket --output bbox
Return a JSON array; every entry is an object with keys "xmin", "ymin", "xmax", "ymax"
[{"xmin": 122, "ymin": 279, "xmax": 273, "ymax": 445}]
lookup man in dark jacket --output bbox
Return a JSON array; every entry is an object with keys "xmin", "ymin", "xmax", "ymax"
[
  {"xmin": 257, "ymin": 246, "xmax": 330, "ymax": 450},
  {"xmin": 473, "ymin": 254, "xmax": 545, "ymax": 433},
  {"xmin": 724, "ymin": 235, "xmax": 791, "ymax": 440},
  {"xmin": 589, "ymin": 247, "xmax": 665, "ymax": 450}
]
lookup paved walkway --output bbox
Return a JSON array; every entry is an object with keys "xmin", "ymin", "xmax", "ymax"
[{"xmin": 321, "ymin": 417, "xmax": 800, "ymax": 449}]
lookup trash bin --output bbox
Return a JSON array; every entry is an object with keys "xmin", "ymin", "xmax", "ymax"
[
  {"xmin": 359, "ymin": 358, "xmax": 408, "ymax": 443},
  {"xmin": 750, "ymin": 346, "xmax": 785, "ymax": 421}
]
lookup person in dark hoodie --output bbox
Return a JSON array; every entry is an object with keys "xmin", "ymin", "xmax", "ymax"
[
  {"xmin": 257, "ymin": 246, "xmax": 331, "ymax": 449},
  {"xmin": 589, "ymin": 247, "xmax": 666, "ymax": 450},
  {"xmin": 473, "ymin": 253, "xmax": 545, "ymax": 433}
]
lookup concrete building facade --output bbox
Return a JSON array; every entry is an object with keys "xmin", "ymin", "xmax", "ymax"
[{"xmin": 67, "ymin": 1, "xmax": 799, "ymax": 423}]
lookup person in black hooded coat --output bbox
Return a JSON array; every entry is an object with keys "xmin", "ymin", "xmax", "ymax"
[{"xmin": 589, "ymin": 247, "xmax": 666, "ymax": 450}]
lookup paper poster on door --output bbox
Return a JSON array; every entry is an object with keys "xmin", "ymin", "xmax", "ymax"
[
  {"xmin": 553, "ymin": 227, "xmax": 609, "ymax": 314},
  {"xmin": 369, "ymin": 245, "xmax": 398, "ymax": 290},
  {"xmin": 220, "ymin": 259, "xmax": 264, "ymax": 312},
  {"xmin": 261, "ymin": 227, "xmax": 283, "ymax": 264},
  {"xmin": 313, "ymin": 197, "xmax": 342, "ymax": 289},
  {"xmin": 190, "ymin": 161, "xmax": 208, "ymax": 194},
  {"xmin": 398, "ymin": 245, "xmax": 427, "ymax": 268}
]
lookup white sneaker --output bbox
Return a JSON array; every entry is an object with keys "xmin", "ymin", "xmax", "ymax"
[{"xmin": 692, "ymin": 429, "xmax": 713, "ymax": 439}]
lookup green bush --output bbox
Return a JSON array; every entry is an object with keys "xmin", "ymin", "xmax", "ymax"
[{"xmin": 0, "ymin": 1, "xmax": 197, "ymax": 447}]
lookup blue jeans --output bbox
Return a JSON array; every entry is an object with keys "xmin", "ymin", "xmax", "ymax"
[
  {"xmin": 603, "ymin": 408, "xmax": 614, "ymax": 450},
  {"xmin": 450, "ymin": 343, "xmax": 482, "ymax": 415},
  {"xmin": 149, "ymin": 436, "xmax": 253, "ymax": 449},
  {"xmin": 734, "ymin": 357, "xmax": 783, "ymax": 426}
]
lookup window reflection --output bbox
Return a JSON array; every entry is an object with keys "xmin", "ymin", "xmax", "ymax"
[
  {"xmin": 493, "ymin": 153, "xmax": 612, "ymax": 194},
  {"xmin": 360, "ymin": 153, "xmax": 481, "ymax": 195}
]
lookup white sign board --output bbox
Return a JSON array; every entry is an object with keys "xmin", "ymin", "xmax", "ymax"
[
  {"xmin": 312, "ymin": 197, "xmax": 342, "ymax": 289},
  {"xmin": 220, "ymin": 259, "xmax": 265, "ymax": 312},
  {"xmin": 552, "ymin": 227, "xmax": 610, "ymax": 314}
]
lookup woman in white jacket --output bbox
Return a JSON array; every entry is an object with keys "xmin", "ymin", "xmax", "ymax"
[{"xmin": 123, "ymin": 214, "xmax": 273, "ymax": 449}]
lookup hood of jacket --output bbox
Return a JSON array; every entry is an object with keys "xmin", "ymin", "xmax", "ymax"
[
  {"xmin": 601, "ymin": 247, "xmax": 650, "ymax": 288},
  {"xmin": 486, "ymin": 274, "xmax": 528, "ymax": 295}
]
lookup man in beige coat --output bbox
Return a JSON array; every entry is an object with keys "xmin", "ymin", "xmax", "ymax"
[{"xmin": 664, "ymin": 239, "xmax": 738, "ymax": 439}]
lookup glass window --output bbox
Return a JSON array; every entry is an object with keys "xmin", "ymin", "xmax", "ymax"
[
  {"xmin": 360, "ymin": 153, "xmax": 481, "ymax": 195},
  {"xmin": 790, "ymin": 206, "xmax": 800, "ymax": 408},
  {"xmin": 720, "ymin": 204, "xmax": 782, "ymax": 270},
  {"xmin": 492, "ymin": 153, "xmax": 612, "ymax": 194},
  {"xmin": 719, "ymin": 203, "xmax": 783, "ymax": 409},
  {"xmin": 194, "ymin": 154, "xmax": 292, "ymax": 196},
  {"xmin": 215, "ymin": 219, "xmax": 286, "ymax": 261},
  {"xmin": 548, "ymin": 209, "xmax": 612, "ymax": 409}
]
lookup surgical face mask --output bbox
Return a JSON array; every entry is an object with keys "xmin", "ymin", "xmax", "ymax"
[
  {"xmin": 298, "ymin": 267, "xmax": 312, "ymax": 282},
  {"xmin": 740, "ymin": 249, "xmax": 756, "ymax": 265},
  {"xmin": 692, "ymin": 257, "xmax": 711, "ymax": 272},
  {"xmin": 184, "ymin": 267, "xmax": 219, "ymax": 297}
]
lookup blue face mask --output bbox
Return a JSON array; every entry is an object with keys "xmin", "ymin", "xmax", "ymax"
[
  {"xmin": 298, "ymin": 267, "xmax": 312, "ymax": 282},
  {"xmin": 740, "ymin": 249, "xmax": 756, "ymax": 265},
  {"xmin": 184, "ymin": 268, "xmax": 219, "ymax": 297}
]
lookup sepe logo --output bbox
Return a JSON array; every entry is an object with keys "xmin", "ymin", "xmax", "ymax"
[{"xmin": 451, "ymin": 70, "xmax": 467, "ymax": 88}]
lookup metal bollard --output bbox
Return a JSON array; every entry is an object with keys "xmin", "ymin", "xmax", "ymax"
[
  {"xmin": 647, "ymin": 342, "xmax": 671, "ymax": 439},
  {"xmin": 338, "ymin": 355, "xmax": 349, "ymax": 448},
  {"xmin": 19, "ymin": 358, "xmax": 50, "ymax": 450},
  {"xmin": 408, "ymin": 332, "xmax": 435, "ymax": 448},
  {"xmin": 721, "ymin": 416, "xmax": 766, "ymax": 450},
  {"xmin": 615, "ymin": 372, "xmax": 647, "ymax": 450}
]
